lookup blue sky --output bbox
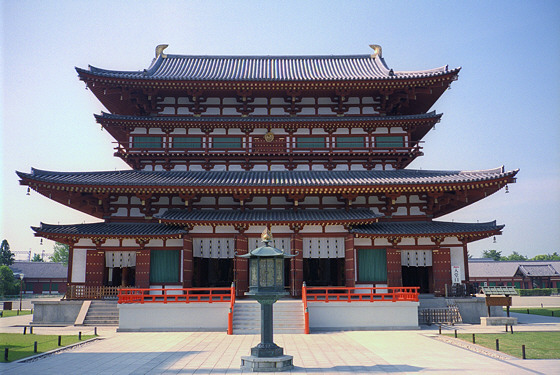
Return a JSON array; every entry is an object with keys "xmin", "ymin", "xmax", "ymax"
[{"xmin": 1, "ymin": 1, "xmax": 559, "ymax": 258}]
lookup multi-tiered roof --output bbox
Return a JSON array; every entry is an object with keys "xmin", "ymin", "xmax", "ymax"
[{"xmin": 19, "ymin": 45, "xmax": 516, "ymax": 248}]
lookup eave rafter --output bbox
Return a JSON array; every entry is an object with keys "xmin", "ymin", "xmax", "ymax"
[
  {"xmin": 20, "ymin": 174, "xmax": 516, "ymax": 198},
  {"xmin": 78, "ymin": 70, "xmax": 459, "ymax": 95}
]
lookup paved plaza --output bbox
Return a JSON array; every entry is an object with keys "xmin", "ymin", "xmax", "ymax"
[{"xmin": 1, "ymin": 311, "xmax": 559, "ymax": 374}]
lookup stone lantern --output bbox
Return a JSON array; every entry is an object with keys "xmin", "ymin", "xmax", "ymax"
[{"xmin": 238, "ymin": 228, "xmax": 295, "ymax": 372}]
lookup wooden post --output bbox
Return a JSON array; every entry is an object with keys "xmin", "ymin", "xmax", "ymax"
[
  {"xmin": 34, "ymin": 341, "xmax": 38, "ymax": 353},
  {"xmin": 4, "ymin": 348, "xmax": 8, "ymax": 361},
  {"xmin": 472, "ymin": 333, "xmax": 475, "ymax": 344},
  {"xmin": 58, "ymin": 336, "xmax": 62, "ymax": 346},
  {"xmin": 496, "ymin": 339, "xmax": 499, "ymax": 351},
  {"xmin": 454, "ymin": 329, "xmax": 457, "ymax": 338},
  {"xmin": 522, "ymin": 345, "xmax": 526, "ymax": 359}
]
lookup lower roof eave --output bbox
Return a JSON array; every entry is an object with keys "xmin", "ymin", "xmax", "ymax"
[
  {"xmin": 31, "ymin": 222, "xmax": 187, "ymax": 243},
  {"xmin": 350, "ymin": 220, "xmax": 504, "ymax": 243}
]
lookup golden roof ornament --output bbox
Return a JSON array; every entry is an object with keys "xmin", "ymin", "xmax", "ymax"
[
  {"xmin": 369, "ymin": 44, "xmax": 382, "ymax": 58},
  {"xmin": 261, "ymin": 227, "xmax": 273, "ymax": 243},
  {"xmin": 155, "ymin": 44, "xmax": 169, "ymax": 59}
]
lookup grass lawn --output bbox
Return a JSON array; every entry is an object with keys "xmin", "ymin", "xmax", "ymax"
[
  {"xmin": 0, "ymin": 333, "xmax": 95, "ymax": 362},
  {"xmin": 0, "ymin": 310, "xmax": 32, "ymax": 318},
  {"xmin": 447, "ymin": 332, "xmax": 560, "ymax": 359},
  {"xmin": 507, "ymin": 307, "xmax": 560, "ymax": 318}
]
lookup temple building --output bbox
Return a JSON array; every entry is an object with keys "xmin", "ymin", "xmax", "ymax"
[{"xmin": 18, "ymin": 45, "xmax": 518, "ymax": 298}]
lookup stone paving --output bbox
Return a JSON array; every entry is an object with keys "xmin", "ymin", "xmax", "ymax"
[{"xmin": 1, "ymin": 312, "xmax": 559, "ymax": 374}]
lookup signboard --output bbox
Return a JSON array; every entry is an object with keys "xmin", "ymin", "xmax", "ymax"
[
  {"xmin": 451, "ymin": 266, "xmax": 461, "ymax": 285},
  {"xmin": 485, "ymin": 296, "xmax": 512, "ymax": 306}
]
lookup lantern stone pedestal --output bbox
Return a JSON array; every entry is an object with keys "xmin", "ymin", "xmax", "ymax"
[{"xmin": 241, "ymin": 354, "xmax": 294, "ymax": 372}]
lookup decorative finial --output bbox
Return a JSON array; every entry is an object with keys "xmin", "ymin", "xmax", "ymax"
[
  {"xmin": 261, "ymin": 227, "xmax": 273, "ymax": 243},
  {"xmin": 369, "ymin": 44, "xmax": 382, "ymax": 58},
  {"xmin": 155, "ymin": 44, "xmax": 169, "ymax": 58}
]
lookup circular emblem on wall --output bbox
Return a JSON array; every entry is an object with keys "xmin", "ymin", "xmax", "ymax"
[{"xmin": 264, "ymin": 132, "xmax": 275, "ymax": 142}]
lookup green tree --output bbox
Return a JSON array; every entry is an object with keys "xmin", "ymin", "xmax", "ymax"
[
  {"xmin": 482, "ymin": 249, "xmax": 503, "ymax": 261},
  {"xmin": 0, "ymin": 239, "xmax": 15, "ymax": 266},
  {"xmin": 503, "ymin": 251, "xmax": 528, "ymax": 261},
  {"xmin": 531, "ymin": 252, "xmax": 560, "ymax": 261},
  {"xmin": 49, "ymin": 242, "xmax": 69, "ymax": 266},
  {"xmin": 31, "ymin": 253, "xmax": 44, "ymax": 262},
  {"xmin": 0, "ymin": 265, "xmax": 19, "ymax": 296}
]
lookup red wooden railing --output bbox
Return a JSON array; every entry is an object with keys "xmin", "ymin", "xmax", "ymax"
[
  {"xmin": 227, "ymin": 283, "xmax": 235, "ymax": 335},
  {"xmin": 118, "ymin": 286, "xmax": 234, "ymax": 304},
  {"xmin": 301, "ymin": 284, "xmax": 419, "ymax": 334}
]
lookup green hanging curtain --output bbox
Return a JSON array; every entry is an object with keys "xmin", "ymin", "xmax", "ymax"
[
  {"xmin": 150, "ymin": 250, "xmax": 180, "ymax": 283},
  {"xmin": 357, "ymin": 249, "xmax": 387, "ymax": 282}
]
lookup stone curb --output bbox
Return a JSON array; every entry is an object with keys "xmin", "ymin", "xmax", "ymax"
[
  {"xmin": 12, "ymin": 337, "xmax": 103, "ymax": 363},
  {"xmin": 428, "ymin": 333, "xmax": 519, "ymax": 361}
]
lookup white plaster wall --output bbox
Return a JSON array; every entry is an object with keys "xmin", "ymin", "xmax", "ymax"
[
  {"xmin": 118, "ymin": 304, "xmax": 229, "ymax": 331},
  {"xmin": 300, "ymin": 225, "xmax": 323, "ymax": 233},
  {"xmin": 354, "ymin": 238, "xmax": 372, "ymax": 246},
  {"xmin": 71, "ymin": 249, "xmax": 87, "ymax": 283},
  {"xmin": 75, "ymin": 239, "xmax": 94, "ymax": 247},
  {"xmin": 308, "ymin": 302, "xmax": 419, "ymax": 330},
  {"xmin": 166, "ymin": 239, "xmax": 183, "ymax": 247}
]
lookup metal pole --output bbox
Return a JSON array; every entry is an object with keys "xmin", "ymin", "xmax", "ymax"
[{"xmin": 19, "ymin": 279, "xmax": 24, "ymax": 311}]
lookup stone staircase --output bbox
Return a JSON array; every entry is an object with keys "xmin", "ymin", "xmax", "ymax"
[
  {"xmin": 83, "ymin": 300, "xmax": 119, "ymax": 326},
  {"xmin": 232, "ymin": 300, "xmax": 305, "ymax": 334}
]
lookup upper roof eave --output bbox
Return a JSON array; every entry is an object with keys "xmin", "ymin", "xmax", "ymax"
[
  {"xmin": 17, "ymin": 167, "xmax": 519, "ymax": 192},
  {"xmin": 95, "ymin": 111, "xmax": 443, "ymax": 124},
  {"xmin": 75, "ymin": 52, "xmax": 460, "ymax": 84}
]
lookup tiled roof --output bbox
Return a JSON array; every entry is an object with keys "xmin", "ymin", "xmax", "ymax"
[
  {"xmin": 518, "ymin": 265, "xmax": 559, "ymax": 277},
  {"xmin": 17, "ymin": 167, "xmax": 517, "ymax": 189},
  {"xmin": 351, "ymin": 220, "xmax": 503, "ymax": 237},
  {"xmin": 32, "ymin": 222, "xmax": 187, "ymax": 238},
  {"xmin": 468, "ymin": 260, "xmax": 560, "ymax": 278},
  {"xmin": 480, "ymin": 286, "xmax": 518, "ymax": 295},
  {"xmin": 78, "ymin": 53, "xmax": 459, "ymax": 82},
  {"xmin": 156, "ymin": 208, "xmax": 381, "ymax": 225},
  {"xmin": 9, "ymin": 261, "xmax": 67, "ymax": 279},
  {"xmin": 96, "ymin": 111, "xmax": 441, "ymax": 125}
]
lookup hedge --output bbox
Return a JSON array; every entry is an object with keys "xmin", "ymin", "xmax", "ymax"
[{"xmin": 515, "ymin": 288, "xmax": 559, "ymax": 296}]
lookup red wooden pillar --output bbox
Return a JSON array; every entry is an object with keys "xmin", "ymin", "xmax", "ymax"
[
  {"xmin": 432, "ymin": 247, "xmax": 451, "ymax": 296},
  {"xmin": 135, "ymin": 243, "xmax": 151, "ymax": 288},
  {"xmin": 344, "ymin": 234, "xmax": 355, "ymax": 288},
  {"xmin": 85, "ymin": 248, "xmax": 104, "ymax": 287},
  {"xmin": 183, "ymin": 234, "xmax": 193, "ymax": 288},
  {"xmin": 386, "ymin": 247, "xmax": 403, "ymax": 287},
  {"xmin": 234, "ymin": 234, "xmax": 248, "ymax": 296},
  {"xmin": 290, "ymin": 233, "xmax": 303, "ymax": 297},
  {"xmin": 462, "ymin": 242, "xmax": 470, "ymax": 282},
  {"xmin": 66, "ymin": 242, "xmax": 75, "ymax": 289}
]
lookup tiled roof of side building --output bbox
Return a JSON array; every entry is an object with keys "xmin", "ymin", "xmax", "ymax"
[
  {"xmin": 518, "ymin": 264, "xmax": 560, "ymax": 277},
  {"xmin": 10, "ymin": 261, "xmax": 67, "ymax": 279},
  {"xmin": 156, "ymin": 208, "xmax": 381, "ymax": 225},
  {"xmin": 351, "ymin": 220, "xmax": 503, "ymax": 237},
  {"xmin": 76, "ymin": 51, "xmax": 460, "ymax": 82},
  {"xmin": 468, "ymin": 260, "xmax": 560, "ymax": 278},
  {"xmin": 17, "ymin": 167, "xmax": 518, "ymax": 188},
  {"xmin": 33, "ymin": 222, "xmax": 187, "ymax": 237}
]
